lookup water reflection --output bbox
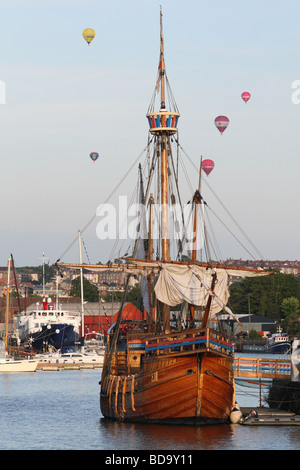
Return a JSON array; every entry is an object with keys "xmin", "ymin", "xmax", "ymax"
[
  {"xmin": 98, "ymin": 417, "xmax": 300, "ymax": 450},
  {"xmin": 98, "ymin": 418, "xmax": 239, "ymax": 450}
]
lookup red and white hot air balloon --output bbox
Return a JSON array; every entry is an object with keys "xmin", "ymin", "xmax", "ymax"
[
  {"xmin": 214, "ymin": 116, "xmax": 229, "ymax": 135},
  {"xmin": 241, "ymin": 91, "xmax": 251, "ymax": 103},
  {"xmin": 202, "ymin": 159, "xmax": 214, "ymax": 176}
]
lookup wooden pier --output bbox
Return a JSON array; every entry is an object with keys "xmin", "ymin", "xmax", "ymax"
[{"xmin": 234, "ymin": 356, "xmax": 291, "ymax": 380}]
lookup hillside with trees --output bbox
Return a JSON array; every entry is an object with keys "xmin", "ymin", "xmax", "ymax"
[{"xmin": 229, "ymin": 273, "xmax": 300, "ymax": 334}]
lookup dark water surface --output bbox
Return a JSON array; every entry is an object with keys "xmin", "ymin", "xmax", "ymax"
[{"xmin": 0, "ymin": 368, "xmax": 300, "ymax": 450}]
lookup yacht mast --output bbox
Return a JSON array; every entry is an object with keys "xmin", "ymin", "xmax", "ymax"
[
  {"xmin": 5, "ymin": 256, "xmax": 11, "ymax": 350},
  {"xmin": 78, "ymin": 230, "xmax": 85, "ymax": 348}
]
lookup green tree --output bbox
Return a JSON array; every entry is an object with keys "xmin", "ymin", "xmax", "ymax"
[
  {"xmin": 102, "ymin": 286, "xmax": 144, "ymax": 310},
  {"xmin": 102, "ymin": 291, "xmax": 124, "ymax": 302},
  {"xmin": 126, "ymin": 286, "xmax": 143, "ymax": 310},
  {"xmin": 70, "ymin": 276, "xmax": 99, "ymax": 302},
  {"xmin": 249, "ymin": 329, "xmax": 263, "ymax": 340},
  {"xmin": 281, "ymin": 297, "xmax": 299, "ymax": 321},
  {"xmin": 229, "ymin": 273, "xmax": 300, "ymax": 320},
  {"xmin": 16, "ymin": 264, "xmax": 56, "ymax": 284}
]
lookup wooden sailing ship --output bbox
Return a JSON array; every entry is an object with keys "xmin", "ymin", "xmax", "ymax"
[{"xmin": 57, "ymin": 10, "xmax": 268, "ymax": 424}]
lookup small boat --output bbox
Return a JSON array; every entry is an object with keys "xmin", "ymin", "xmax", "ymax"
[
  {"xmin": 35, "ymin": 348, "xmax": 104, "ymax": 366},
  {"xmin": 0, "ymin": 357, "xmax": 37, "ymax": 373},
  {"xmin": 264, "ymin": 326, "xmax": 291, "ymax": 354}
]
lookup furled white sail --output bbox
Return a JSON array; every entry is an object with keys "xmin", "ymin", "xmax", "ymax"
[
  {"xmin": 154, "ymin": 264, "xmax": 228, "ymax": 315},
  {"xmin": 154, "ymin": 263, "xmax": 269, "ymax": 320}
]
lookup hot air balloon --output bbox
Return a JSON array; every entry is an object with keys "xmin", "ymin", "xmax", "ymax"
[
  {"xmin": 241, "ymin": 91, "xmax": 251, "ymax": 103},
  {"xmin": 214, "ymin": 116, "xmax": 229, "ymax": 135},
  {"xmin": 82, "ymin": 28, "xmax": 95, "ymax": 45},
  {"xmin": 202, "ymin": 159, "xmax": 214, "ymax": 176},
  {"xmin": 90, "ymin": 152, "xmax": 99, "ymax": 162}
]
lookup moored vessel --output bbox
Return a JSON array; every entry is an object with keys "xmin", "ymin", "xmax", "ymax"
[
  {"xmin": 264, "ymin": 326, "xmax": 291, "ymax": 354},
  {"xmin": 35, "ymin": 348, "xmax": 104, "ymax": 367},
  {"xmin": 1, "ymin": 255, "xmax": 38, "ymax": 373},
  {"xmin": 0, "ymin": 356, "xmax": 37, "ymax": 373},
  {"xmin": 57, "ymin": 9, "xmax": 269, "ymax": 424},
  {"xmin": 18, "ymin": 298, "xmax": 80, "ymax": 352}
]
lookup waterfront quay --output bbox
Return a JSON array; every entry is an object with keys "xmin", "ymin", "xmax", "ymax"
[{"xmin": 36, "ymin": 362, "xmax": 103, "ymax": 371}]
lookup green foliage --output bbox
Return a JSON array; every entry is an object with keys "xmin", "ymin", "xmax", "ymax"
[
  {"xmin": 16, "ymin": 264, "xmax": 56, "ymax": 284},
  {"xmin": 70, "ymin": 276, "xmax": 99, "ymax": 302},
  {"xmin": 281, "ymin": 297, "xmax": 299, "ymax": 321},
  {"xmin": 102, "ymin": 286, "xmax": 144, "ymax": 311},
  {"xmin": 229, "ymin": 273, "xmax": 300, "ymax": 320},
  {"xmin": 248, "ymin": 329, "xmax": 263, "ymax": 339},
  {"xmin": 280, "ymin": 297, "xmax": 300, "ymax": 335},
  {"xmin": 267, "ymin": 380, "xmax": 300, "ymax": 414},
  {"xmin": 126, "ymin": 286, "xmax": 143, "ymax": 310},
  {"xmin": 102, "ymin": 291, "xmax": 124, "ymax": 302}
]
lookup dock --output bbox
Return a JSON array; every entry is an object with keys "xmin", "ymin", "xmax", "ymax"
[
  {"xmin": 37, "ymin": 362, "xmax": 103, "ymax": 371},
  {"xmin": 240, "ymin": 407, "xmax": 300, "ymax": 426}
]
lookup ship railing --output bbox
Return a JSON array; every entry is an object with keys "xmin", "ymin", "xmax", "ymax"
[{"xmin": 136, "ymin": 328, "xmax": 234, "ymax": 357}]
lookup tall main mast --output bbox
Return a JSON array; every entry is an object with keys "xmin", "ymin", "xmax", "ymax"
[
  {"xmin": 159, "ymin": 10, "xmax": 169, "ymax": 264},
  {"xmin": 159, "ymin": 10, "xmax": 165, "ymax": 110},
  {"xmin": 146, "ymin": 9, "xmax": 180, "ymax": 332}
]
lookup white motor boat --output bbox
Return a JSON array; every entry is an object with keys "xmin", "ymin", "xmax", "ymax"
[
  {"xmin": 0, "ymin": 357, "xmax": 38, "ymax": 373},
  {"xmin": 35, "ymin": 348, "xmax": 104, "ymax": 366}
]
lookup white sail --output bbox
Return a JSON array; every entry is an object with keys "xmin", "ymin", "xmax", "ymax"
[
  {"xmin": 154, "ymin": 263, "xmax": 269, "ymax": 321},
  {"xmin": 154, "ymin": 264, "xmax": 228, "ymax": 315}
]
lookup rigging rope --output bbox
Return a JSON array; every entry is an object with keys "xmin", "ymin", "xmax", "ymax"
[
  {"xmin": 175, "ymin": 139, "xmax": 265, "ymax": 261},
  {"xmin": 56, "ymin": 143, "xmax": 151, "ymax": 263}
]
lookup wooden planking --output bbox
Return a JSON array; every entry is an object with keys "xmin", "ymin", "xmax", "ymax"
[
  {"xmin": 199, "ymin": 354, "xmax": 234, "ymax": 420},
  {"xmin": 101, "ymin": 352, "xmax": 234, "ymax": 423}
]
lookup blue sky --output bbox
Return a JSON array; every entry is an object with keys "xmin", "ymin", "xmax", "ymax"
[{"xmin": 0, "ymin": 0, "xmax": 300, "ymax": 266}]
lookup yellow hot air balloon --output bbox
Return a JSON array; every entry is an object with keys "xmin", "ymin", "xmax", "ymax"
[{"xmin": 82, "ymin": 28, "xmax": 95, "ymax": 45}]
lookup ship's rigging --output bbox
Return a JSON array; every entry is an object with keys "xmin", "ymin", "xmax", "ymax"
[{"xmin": 54, "ymin": 8, "xmax": 273, "ymax": 425}]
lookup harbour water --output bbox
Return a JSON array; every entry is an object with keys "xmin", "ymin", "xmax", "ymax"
[{"xmin": 1, "ymin": 356, "xmax": 300, "ymax": 451}]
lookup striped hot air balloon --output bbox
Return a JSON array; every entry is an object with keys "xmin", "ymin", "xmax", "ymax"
[
  {"xmin": 214, "ymin": 116, "xmax": 229, "ymax": 135},
  {"xmin": 202, "ymin": 159, "xmax": 214, "ymax": 176}
]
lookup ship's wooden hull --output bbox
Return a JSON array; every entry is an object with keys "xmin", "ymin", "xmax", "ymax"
[{"xmin": 100, "ymin": 348, "xmax": 234, "ymax": 425}]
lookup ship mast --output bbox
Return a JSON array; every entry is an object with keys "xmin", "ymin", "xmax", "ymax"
[
  {"xmin": 146, "ymin": 9, "xmax": 180, "ymax": 333},
  {"xmin": 159, "ymin": 10, "xmax": 170, "ymax": 333},
  {"xmin": 159, "ymin": 9, "xmax": 168, "ymax": 263}
]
